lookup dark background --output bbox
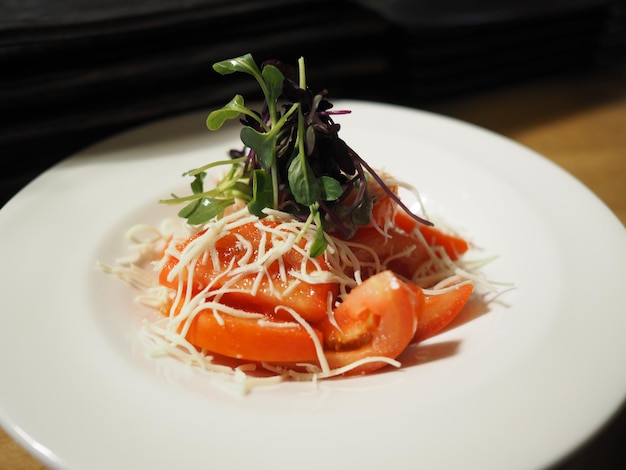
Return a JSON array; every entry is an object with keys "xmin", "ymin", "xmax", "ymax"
[
  {"xmin": 1, "ymin": 2, "xmax": 625, "ymax": 469},
  {"xmin": 1, "ymin": 0, "xmax": 625, "ymax": 208}
]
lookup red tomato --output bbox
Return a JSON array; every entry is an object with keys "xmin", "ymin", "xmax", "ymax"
[
  {"xmin": 340, "ymin": 180, "xmax": 398, "ymax": 230},
  {"xmin": 317, "ymin": 270, "xmax": 424, "ymax": 375},
  {"xmin": 345, "ymin": 227, "xmax": 432, "ymax": 280},
  {"xmin": 159, "ymin": 221, "xmax": 338, "ymax": 323},
  {"xmin": 411, "ymin": 283, "xmax": 474, "ymax": 343},
  {"xmin": 369, "ymin": 182, "xmax": 398, "ymax": 229},
  {"xmin": 394, "ymin": 209, "xmax": 469, "ymax": 261},
  {"xmin": 183, "ymin": 308, "xmax": 323, "ymax": 363},
  {"xmin": 157, "ymin": 213, "xmax": 473, "ymax": 373}
]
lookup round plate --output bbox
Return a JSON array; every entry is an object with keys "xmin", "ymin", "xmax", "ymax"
[{"xmin": 1, "ymin": 101, "xmax": 625, "ymax": 470}]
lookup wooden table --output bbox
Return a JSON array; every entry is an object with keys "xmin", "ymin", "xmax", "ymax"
[
  {"xmin": 430, "ymin": 68, "xmax": 626, "ymax": 227},
  {"xmin": 1, "ymin": 68, "xmax": 625, "ymax": 470}
]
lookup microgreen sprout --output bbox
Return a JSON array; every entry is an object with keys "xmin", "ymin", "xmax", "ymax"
[{"xmin": 160, "ymin": 53, "xmax": 431, "ymax": 256}]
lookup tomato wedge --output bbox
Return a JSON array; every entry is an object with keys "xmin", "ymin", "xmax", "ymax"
[
  {"xmin": 159, "ymin": 221, "xmax": 338, "ymax": 323},
  {"xmin": 411, "ymin": 283, "xmax": 473, "ymax": 343},
  {"xmin": 369, "ymin": 183, "xmax": 398, "ymax": 229},
  {"xmin": 394, "ymin": 209, "xmax": 469, "ymax": 261},
  {"xmin": 346, "ymin": 227, "xmax": 432, "ymax": 280},
  {"xmin": 183, "ymin": 309, "xmax": 323, "ymax": 363},
  {"xmin": 340, "ymin": 179, "xmax": 398, "ymax": 230},
  {"xmin": 318, "ymin": 270, "xmax": 424, "ymax": 375}
]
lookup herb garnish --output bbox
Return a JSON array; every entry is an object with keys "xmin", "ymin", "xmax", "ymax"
[{"xmin": 160, "ymin": 53, "xmax": 430, "ymax": 257}]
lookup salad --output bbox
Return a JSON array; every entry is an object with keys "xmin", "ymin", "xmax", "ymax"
[{"xmin": 100, "ymin": 54, "xmax": 492, "ymax": 391}]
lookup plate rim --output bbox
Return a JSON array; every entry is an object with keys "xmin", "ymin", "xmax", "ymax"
[{"xmin": 1, "ymin": 99, "xmax": 625, "ymax": 470}]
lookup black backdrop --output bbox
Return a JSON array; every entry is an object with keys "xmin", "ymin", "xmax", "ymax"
[{"xmin": 1, "ymin": 0, "xmax": 624, "ymax": 206}]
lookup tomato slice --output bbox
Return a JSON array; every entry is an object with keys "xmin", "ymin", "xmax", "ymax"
[
  {"xmin": 411, "ymin": 283, "xmax": 473, "ymax": 343},
  {"xmin": 417, "ymin": 225, "xmax": 469, "ymax": 261},
  {"xmin": 369, "ymin": 182, "xmax": 398, "ymax": 229},
  {"xmin": 159, "ymin": 221, "xmax": 338, "ymax": 323},
  {"xmin": 183, "ymin": 308, "xmax": 323, "ymax": 363},
  {"xmin": 394, "ymin": 210, "xmax": 469, "ymax": 261},
  {"xmin": 339, "ymin": 179, "xmax": 398, "ymax": 230},
  {"xmin": 317, "ymin": 270, "xmax": 424, "ymax": 375},
  {"xmin": 345, "ymin": 227, "xmax": 432, "ymax": 280}
]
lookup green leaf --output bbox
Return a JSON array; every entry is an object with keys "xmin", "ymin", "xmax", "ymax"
[
  {"xmin": 309, "ymin": 211, "xmax": 328, "ymax": 258},
  {"xmin": 261, "ymin": 65, "xmax": 284, "ymax": 104},
  {"xmin": 231, "ymin": 181, "xmax": 253, "ymax": 200},
  {"xmin": 288, "ymin": 152, "xmax": 320, "ymax": 205},
  {"xmin": 181, "ymin": 197, "xmax": 234, "ymax": 225},
  {"xmin": 350, "ymin": 190, "xmax": 373, "ymax": 226},
  {"xmin": 206, "ymin": 95, "xmax": 246, "ymax": 131},
  {"xmin": 247, "ymin": 170, "xmax": 274, "ymax": 217},
  {"xmin": 320, "ymin": 176, "xmax": 342, "ymax": 201},
  {"xmin": 305, "ymin": 124, "xmax": 316, "ymax": 155},
  {"xmin": 309, "ymin": 228, "xmax": 328, "ymax": 258},
  {"xmin": 178, "ymin": 199, "xmax": 200, "ymax": 219},
  {"xmin": 190, "ymin": 172, "xmax": 206, "ymax": 194},
  {"xmin": 212, "ymin": 53, "xmax": 261, "ymax": 77},
  {"xmin": 240, "ymin": 127, "xmax": 276, "ymax": 170}
]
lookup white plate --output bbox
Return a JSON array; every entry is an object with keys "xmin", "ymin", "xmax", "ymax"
[{"xmin": 1, "ymin": 101, "xmax": 625, "ymax": 470}]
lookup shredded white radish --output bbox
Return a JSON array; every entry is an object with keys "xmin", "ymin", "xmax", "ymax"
[{"xmin": 98, "ymin": 177, "xmax": 498, "ymax": 395}]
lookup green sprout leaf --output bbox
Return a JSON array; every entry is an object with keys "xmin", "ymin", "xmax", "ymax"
[
  {"xmin": 162, "ymin": 53, "xmax": 431, "ymax": 257},
  {"xmin": 178, "ymin": 199, "xmax": 201, "ymax": 219},
  {"xmin": 189, "ymin": 171, "xmax": 206, "ymax": 194},
  {"xmin": 309, "ymin": 211, "xmax": 328, "ymax": 258},
  {"xmin": 351, "ymin": 190, "xmax": 374, "ymax": 226},
  {"xmin": 288, "ymin": 151, "xmax": 320, "ymax": 206},
  {"xmin": 212, "ymin": 53, "xmax": 261, "ymax": 77},
  {"xmin": 305, "ymin": 123, "xmax": 316, "ymax": 156},
  {"xmin": 262, "ymin": 65, "xmax": 285, "ymax": 104},
  {"xmin": 247, "ymin": 170, "xmax": 274, "ymax": 217},
  {"xmin": 206, "ymin": 95, "xmax": 247, "ymax": 131},
  {"xmin": 320, "ymin": 176, "xmax": 342, "ymax": 201},
  {"xmin": 183, "ymin": 198, "xmax": 235, "ymax": 225},
  {"xmin": 240, "ymin": 127, "xmax": 277, "ymax": 170}
]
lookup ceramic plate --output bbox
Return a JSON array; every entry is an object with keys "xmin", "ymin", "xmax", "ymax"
[{"xmin": 1, "ymin": 101, "xmax": 625, "ymax": 470}]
